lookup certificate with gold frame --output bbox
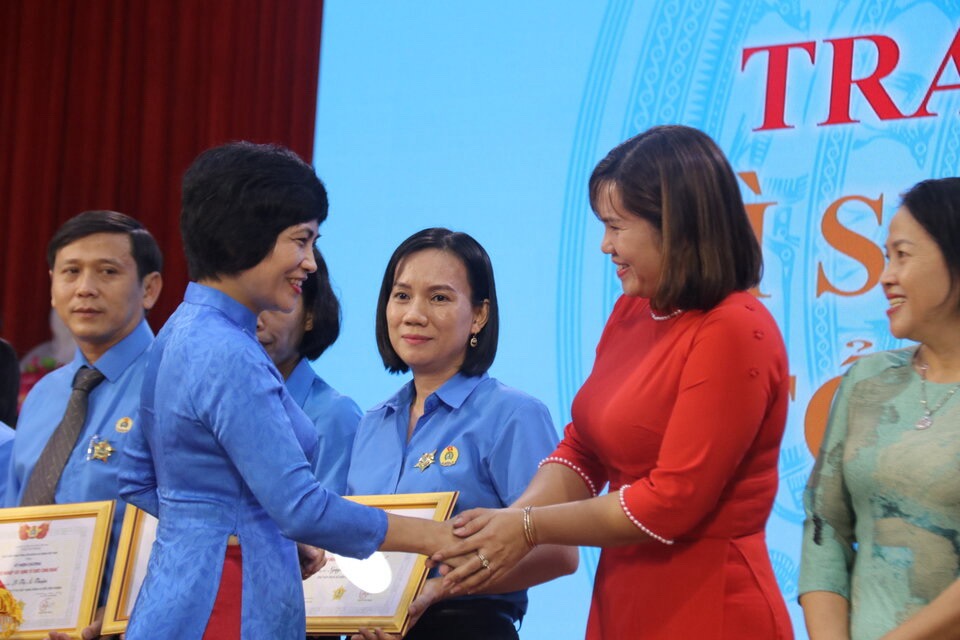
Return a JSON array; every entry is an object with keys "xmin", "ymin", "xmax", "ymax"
[
  {"xmin": 100, "ymin": 505, "xmax": 156, "ymax": 635},
  {"xmin": 305, "ymin": 492, "xmax": 457, "ymax": 635},
  {"xmin": 102, "ymin": 491, "xmax": 457, "ymax": 636},
  {"xmin": 0, "ymin": 500, "xmax": 114, "ymax": 639}
]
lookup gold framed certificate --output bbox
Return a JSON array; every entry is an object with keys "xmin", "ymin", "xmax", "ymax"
[
  {"xmin": 0, "ymin": 500, "xmax": 114, "ymax": 639},
  {"xmin": 100, "ymin": 505, "xmax": 156, "ymax": 635},
  {"xmin": 102, "ymin": 491, "xmax": 457, "ymax": 636},
  {"xmin": 305, "ymin": 492, "xmax": 458, "ymax": 635}
]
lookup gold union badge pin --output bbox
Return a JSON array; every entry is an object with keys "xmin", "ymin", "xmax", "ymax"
[
  {"xmin": 439, "ymin": 445, "xmax": 459, "ymax": 467},
  {"xmin": 115, "ymin": 417, "xmax": 133, "ymax": 433},
  {"xmin": 413, "ymin": 450, "xmax": 436, "ymax": 472}
]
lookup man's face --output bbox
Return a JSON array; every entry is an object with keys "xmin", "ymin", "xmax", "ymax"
[{"xmin": 50, "ymin": 232, "xmax": 161, "ymax": 362}]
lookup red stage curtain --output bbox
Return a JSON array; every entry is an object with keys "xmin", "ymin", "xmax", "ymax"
[{"xmin": 0, "ymin": 0, "xmax": 324, "ymax": 356}]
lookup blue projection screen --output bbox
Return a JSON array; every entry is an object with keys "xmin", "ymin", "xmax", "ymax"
[{"xmin": 311, "ymin": 2, "xmax": 960, "ymax": 637}]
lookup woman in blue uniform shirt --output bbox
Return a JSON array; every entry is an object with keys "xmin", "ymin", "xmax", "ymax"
[
  {"xmin": 257, "ymin": 246, "xmax": 361, "ymax": 493},
  {"xmin": 118, "ymin": 143, "xmax": 459, "ymax": 640},
  {"xmin": 348, "ymin": 228, "xmax": 578, "ymax": 640}
]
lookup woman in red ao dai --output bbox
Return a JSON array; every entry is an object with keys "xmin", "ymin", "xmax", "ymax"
[{"xmin": 432, "ymin": 125, "xmax": 794, "ymax": 639}]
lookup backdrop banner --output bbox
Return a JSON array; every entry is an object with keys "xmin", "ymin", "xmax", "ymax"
[{"xmin": 313, "ymin": 2, "xmax": 960, "ymax": 637}]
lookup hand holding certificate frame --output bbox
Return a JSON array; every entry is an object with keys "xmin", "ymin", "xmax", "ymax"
[
  {"xmin": 102, "ymin": 492, "xmax": 457, "ymax": 636},
  {"xmin": 304, "ymin": 492, "xmax": 457, "ymax": 635},
  {"xmin": 0, "ymin": 500, "xmax": 114, "ymax": 639}
]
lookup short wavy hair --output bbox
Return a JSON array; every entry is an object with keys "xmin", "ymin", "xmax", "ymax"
[{"xmin": 181, "ymin": 141, "xmax": 327, "ymax": 281}]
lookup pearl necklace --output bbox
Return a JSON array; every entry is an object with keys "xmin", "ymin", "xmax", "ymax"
[
  {"xmin": 916, "ymin": 361, "xmax": 960, "ymax": 430},
  {"xmin": 650, "ymin": 308, "xmax": 683, "ymax": 321}
]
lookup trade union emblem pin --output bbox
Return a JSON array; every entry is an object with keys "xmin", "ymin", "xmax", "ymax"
[
  {"xmin": 439, "ymin": 445, "xmax": 459, "ymax": 466},
  {"xmin": 115, "ymin": 417, "xmax": 133, "ymax": 433}
]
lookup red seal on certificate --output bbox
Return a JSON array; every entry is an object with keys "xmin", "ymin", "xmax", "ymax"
[{"xmin": 18, "ymin": 523, "xmax": 50, "ymax": 540}]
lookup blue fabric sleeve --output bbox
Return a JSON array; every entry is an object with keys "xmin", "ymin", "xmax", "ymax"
[{"xmin": 310, "ymin": 393, "xmax": 362, "ymax": 494}]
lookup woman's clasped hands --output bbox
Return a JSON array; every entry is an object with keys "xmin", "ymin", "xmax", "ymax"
[
  {"xmin": 430, "ymin": 506, "xmax": 534, "ymax": 595},
  {"xmin": 354, "ymin": 508, "xmax": 536, "ymax": 639}
]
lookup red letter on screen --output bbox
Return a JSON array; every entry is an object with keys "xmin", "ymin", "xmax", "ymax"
[
  {"xmin": 820, "ymin": 35, "xmax": 905, "ymax": 125},
  {"xmin": 912, "ymin": 28, "xmax": 960, "ymax": 118},
  {"xmin": 742, "ymin": 41, "xmax": 816, "ymax": 131}
]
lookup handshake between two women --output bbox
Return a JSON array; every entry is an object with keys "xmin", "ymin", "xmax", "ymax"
[
  {"xmin": 353, "ymin": 503, "xmax": 571, "ymax": 640},
  {"xmin": 430, "ymin": 506, "xmax": 543, "ymax": 596}
]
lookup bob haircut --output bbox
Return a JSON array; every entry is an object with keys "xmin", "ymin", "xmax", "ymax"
[
  {"xmin": 181, "ymin": 141, "xmax": 328, "ymax": 281},
  {"xmin": 299, "ymin": 247, "xmax": 341, "ymax": 361},
  {"xmin": 375, "ymin": 228, "xmax": 498, "ymax": 377},
  {"xmin": 589, "ymin": 125, "xmax": 762, "ymax": 312},
  {"xmin": 900, "ymin": 177, "xmax": 960, "ymax": 310},
  {"xmin": 47, "ymin": 210, "xmax": 163, "ymax": 281}
]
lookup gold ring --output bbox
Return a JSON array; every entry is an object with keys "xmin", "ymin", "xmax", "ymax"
[{"xmin": 476, "ymin": 551, "xmax": 490, "ymax": 569}]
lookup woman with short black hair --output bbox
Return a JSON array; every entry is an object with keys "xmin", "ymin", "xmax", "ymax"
[{"xmin": 119, "ymin": 142, "xmax": 457, "ymax": 640}]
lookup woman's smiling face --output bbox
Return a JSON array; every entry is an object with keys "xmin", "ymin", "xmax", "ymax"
[
  {"xmin": 881, "ymin": 206, "xmax": 960, "ymax": 342},
  {"xmin": 596, "ymin": 185, "xmax": 663, "ymax": 299},
  {"xmin": 231, "ymin": 221, "xmax": 318, "ymax": 315}
]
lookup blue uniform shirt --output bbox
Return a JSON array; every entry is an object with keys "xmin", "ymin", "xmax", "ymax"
[
  {"xmin": 285, "ymin": 358, "xmax": 361, "ymax": 493},
  {"xmin": 347, "ymin": 372, "xmax": 558, "ymax": 618},
  {"xmin": 5, "ymin": 320, "xmax": 154, "ymax": 602}
]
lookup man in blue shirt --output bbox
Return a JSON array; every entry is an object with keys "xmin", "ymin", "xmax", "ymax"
[{"xmin": 6, "ymin": 210, "xmax": 162, "ymax": 639}]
